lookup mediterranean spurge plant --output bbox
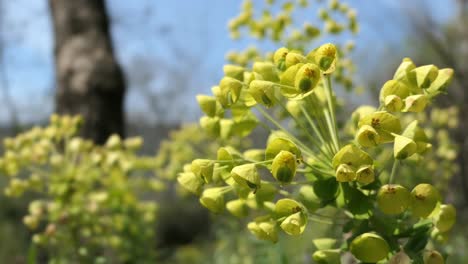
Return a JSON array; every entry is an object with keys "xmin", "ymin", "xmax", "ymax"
[{"xmin": 179, "ymin": 44, "xmax": 456, "ymax": 263}]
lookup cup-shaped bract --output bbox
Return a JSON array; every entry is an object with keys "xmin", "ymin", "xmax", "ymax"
[
  {"xmin": 358, "ymin": 111, "xmax": 401, "ymax": 143},
  {"xmin": 294, "ymin": 63, "xmax": 321, "ymax": 94},
  {"xmin": 377, "ymin": 184, "xmax": 411, "ymax": 215},
  {"xmin": 434, "ymin": 204, "xmax": 456, "ymax": 232},
  {"xmin": 355, "ymin": 125, "xmax": 380, "ymax": 147},
  {"xmin": 220, "ymin": 76, "xmax": 244, "ymax": 104},
  {"xmin": 243, "ymin": 149, "xmax": 264, "ymax": 162},
  {"xmin": 379, "ymin": 80, "xmax": 409, "ymax": 103},
  {"xmin": 200, "ymin": 116, "xmax": 220, "ymax": 137},
  {"xmin": 280, "ymin": 211, "xmax": 307, "ymax": 236},
  {"xmin": 394, "ymin": 58, "xmax": 416, "ymax": 81},
  {"xmin": 199, "ymin": 187, "xmax": 225, "ymax": 213},
  {"xmin": 248, "ymin": 80, "xmax": 278, "ymax": 107},
  {"xmin": 350, "ymin": 233, "xmax": 390, "ymax": 263},
  {"xmin": 412, "ymin": 64, "xmax": 439, "ymax": 89},
  {"xmin": 285, "ymin": 51, "xmax": 306, "ymax": 68},
  {"xmin": 280, "ymin": 63, "xmax": 304, "ymax": 97},
  {"xmin": 335, "ymin": 163, "xmax": 356, "ymax": 182},
  {"xmin": 384, "ymin": 95, "xmax": 404, "ymax": 112},
  {"xmin": 265, "ymin": 137, "xmax": 301, "ymax": 161},
  {"xmin": 253, "ymin": 61, "xmax": 280, "ymax": 82},
  {"xmin": 404, "ymin": 94, "xmax": 428, "ymax": 112},
  {"xmin": 314, "ymin": 43, "xmax": 338, "ymax": 73},
  {"xmin": 332, "ymin": 144, "xmax": 373, "ymax": 169},
  {"xmin": 231, "ymin": 163, "xmax": 261, "ymax": 190},
  {"xmin": 177, "ymin": 172, "xmax": 204, "ymax": 195},
  {"xmin": 271, "ymin": 150, "xmax": 297, "ymax": 184},
  {"xmin": 312, "ymin": 249, "xmax": 341, "ymax": 264},
  {"xmin": 356, "ymin": 165, "xmax": 374, "ymax": 185},
  {"xmin": 191, "ymin": 159, "xmax": 214, "ymax": 183},
  {"xmin": 196, "ymin": 95, "xmax": 222, "ymax": 117},
  {"xmin": 273, "ymin": 47, "xmax": 289, "ymax": 69},
  {"xmin": 275, "ymin": 198, "xmax": 308, "ymax": 236},
  {"xmin": 410, "ymin": 183, "xmax": 440, "ymax": 218},
  {"xmin": 427, "ymin": 68, "xmax": 454, "ymax": 96},
  {"xmin": 247, "ymin": 220, "xmax": 278, "ymax": 243},
  {"xmin": 394, "ymin": 135, "xmax": 417, "ymax": 159},
  {"xmin": 402, "ymin": 121, "xmax": 431, "ymax": 154},
  {"xmin": 226, "ymin": 199, "xmax": 249, "ymax": 218},
  {"xmin": 223, "ymin": 64, "xmax": 245, "ymax": 81},
  {"xmin": 423, "ymin": 250, "xmax": 445, "ymax": 264}
]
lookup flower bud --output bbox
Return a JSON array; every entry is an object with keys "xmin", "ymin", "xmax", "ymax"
[
  {"xmin": 434, "ymin": 204, "xmax": 456, "ymax": 232},
  {"xmin": 105, "ymin": 134, "xmax": 121, "ymax": 150},
  {"xmin": 199, "ymin": 187, "xmax": 225, "ymax": 213},
  {"xmin": 377, "ymin": 184, "xmax": 410, "ymax": 215},
  {"xmin": 223, "ymin": 64, "xmax": 245, "ymax": 81},
  {"xmin": 177, "ymin": 172, "xmax": 204, "ymax": 195},
  {"xmin": 231, "ymin": 163, "xmax": 260, "ymax": 190},
  {"xmin": 199, "ymin": 116, "xmax": 220, "ymax": 137},
  {"xmin": 294, "ymin": 63, "xmax": 321, "ymax": 93},
  {"xmin": 394, "ymin": 58, "xmax": 416, "ymax": 81},
  {"xmin": 123, "ymin": 137, "xmax": 143, "ymax": 150},
  {"xmin": 423, "ymin": 250, "xmax": 445, "ymax": 264},
  {"xmin": 247, "ymin": 220, "xmax": 278, "ymax": 243},
  {"xmin": 285, "ymin": 52, "xmax": 306, "ymax": 68},
  {"xmin": 280, "ymin": 211, "xmax": 306, "ymax": 236},
  {"xmin": 335, "ymin": 163, "xmax": 356, "ymax": 182},
  {"xmin": 271, "ymin": 151, "xmax": 297, "ymax": 184},
  {"xmin": 427, "ymin": 68, "xmax": 454, "ymax": 95},
  {"xmin": 279, "ymin": 63, "xmax": 304, "ymax": 97},
  {"xmin": 384, "ymin": 95, "xmax": 404, "ymax": 112},
  {"xmin": 312, "ymin": 249, "xmax": 341, "ymax": 264},
  {"xmin": 191, "ymin": 159, "xmax": 214, "ymax": 183},
  {"xmin": 248, "ymin": 80, "xmax": 277, "ymax": 107},
  {"xmin": 410, "ymin": 183, "xmax": 440, "ymax": 218},
  {"xmin": 355, "ymin": 125, "xmax": 379, "ymax": 147},
  {"xmin": 332, "ymin": 144, "xmax": 373, "ymax": 169},
  {"xmin": 394, "ymin": 135, "xmax": 417, "ymax": 159},
  {"xmin": 379, "ymin": 80, "xmax": 409, "ymax": 103},
  {"xmin": 265, "ymin": 137, "xmax": 301, "ymax": 161},
  {"xmin": 226, "ymin": 199, "xmax": 249, "ymax": 218},
  {"xmin": 404, "ymin": 94, "xmax": 428, "ymax": 112},
  {"xmin": 314, "ymin": 43, "xmax": 337, "ymax": 73},
  {"xmin": 196, "ymin": 95, "xmax": 220, "ymax": 117},
  {"xmin": 413, "ymin": 65, "xmax": 439, "ymax": 89},
  {"xmin": 220, "ymin": 76, "xmax": 244, "ymax": 104},
  {"xmin": 273, "ymin": 47, "xmax": 289, "ymax": 69},
  {"xmin": 358, "ymin": 111, "xmax": 402, "ymax": 143},
  {"xmin": 253, "ymin": 62, "xmax": 279, "ymax": 82},
  {"xmin": 243, "ymin": 149, "xmax": 264, "ymax": 162},
  {"xmin": 219, "ymin": 119, "xmax": 234, "ymax": 140},
  {"xmin": 350, "ymin": 233, "xmax": 390, "ymax": 263},
  {"xmin": 356, "ymin": 165, "xmax": 374, "ymax": 184}
]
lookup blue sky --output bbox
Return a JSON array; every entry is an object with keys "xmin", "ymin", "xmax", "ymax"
[{"xmin": 0, "ymin": 0, "xmax": 454, "ymax": 124}]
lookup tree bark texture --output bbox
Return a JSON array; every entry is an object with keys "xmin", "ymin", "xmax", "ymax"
[{"xmin": 49, "ymin": 0, "xmax": 125, "ymax": 144}]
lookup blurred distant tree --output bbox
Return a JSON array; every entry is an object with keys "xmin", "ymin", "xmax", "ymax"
[
  {"xmin": 405, "ymin": 0, "xmax": 468, "ymax": 206},
  {"xmin": 49, "ymin": 0, "xmax": 125, "ymax": 144}
]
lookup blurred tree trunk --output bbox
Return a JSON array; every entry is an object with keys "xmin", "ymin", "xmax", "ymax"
[{"xmin": 49, "ymin": 0, "xmax": 125, "ymax": 144}]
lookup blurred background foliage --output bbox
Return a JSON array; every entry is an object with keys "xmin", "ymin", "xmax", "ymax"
[{"xmin": 0, "ymin": 0, "xmax": 467, "ymax": 263}]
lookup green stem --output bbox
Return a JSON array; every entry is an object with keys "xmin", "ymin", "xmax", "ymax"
[
  {"xmin": 255, "ymin": 106, "xmax": 328, "ymax": 164},
  {"xmin": 299, "ymin": 104, "xmax": 335, "ymax": 157},
  {"xmin": 275, "ymin": 96, "xmax": 333, "ymax": 160},
  {"xmin": 322, "ymin": 74, "xmax": 340, "ymax": 151},
  {"xmin": 388, "ymin": 159, "xmax": 399, "ymax": 184}
]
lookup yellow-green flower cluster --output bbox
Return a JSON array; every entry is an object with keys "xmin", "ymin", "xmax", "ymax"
[
  {"xmin": 181, "ymin": 39, "xmax": 457, "ymax": 263},
  {"xmin": 0, "ymin": 115, "xmax": 164, "ymax": 263}
]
